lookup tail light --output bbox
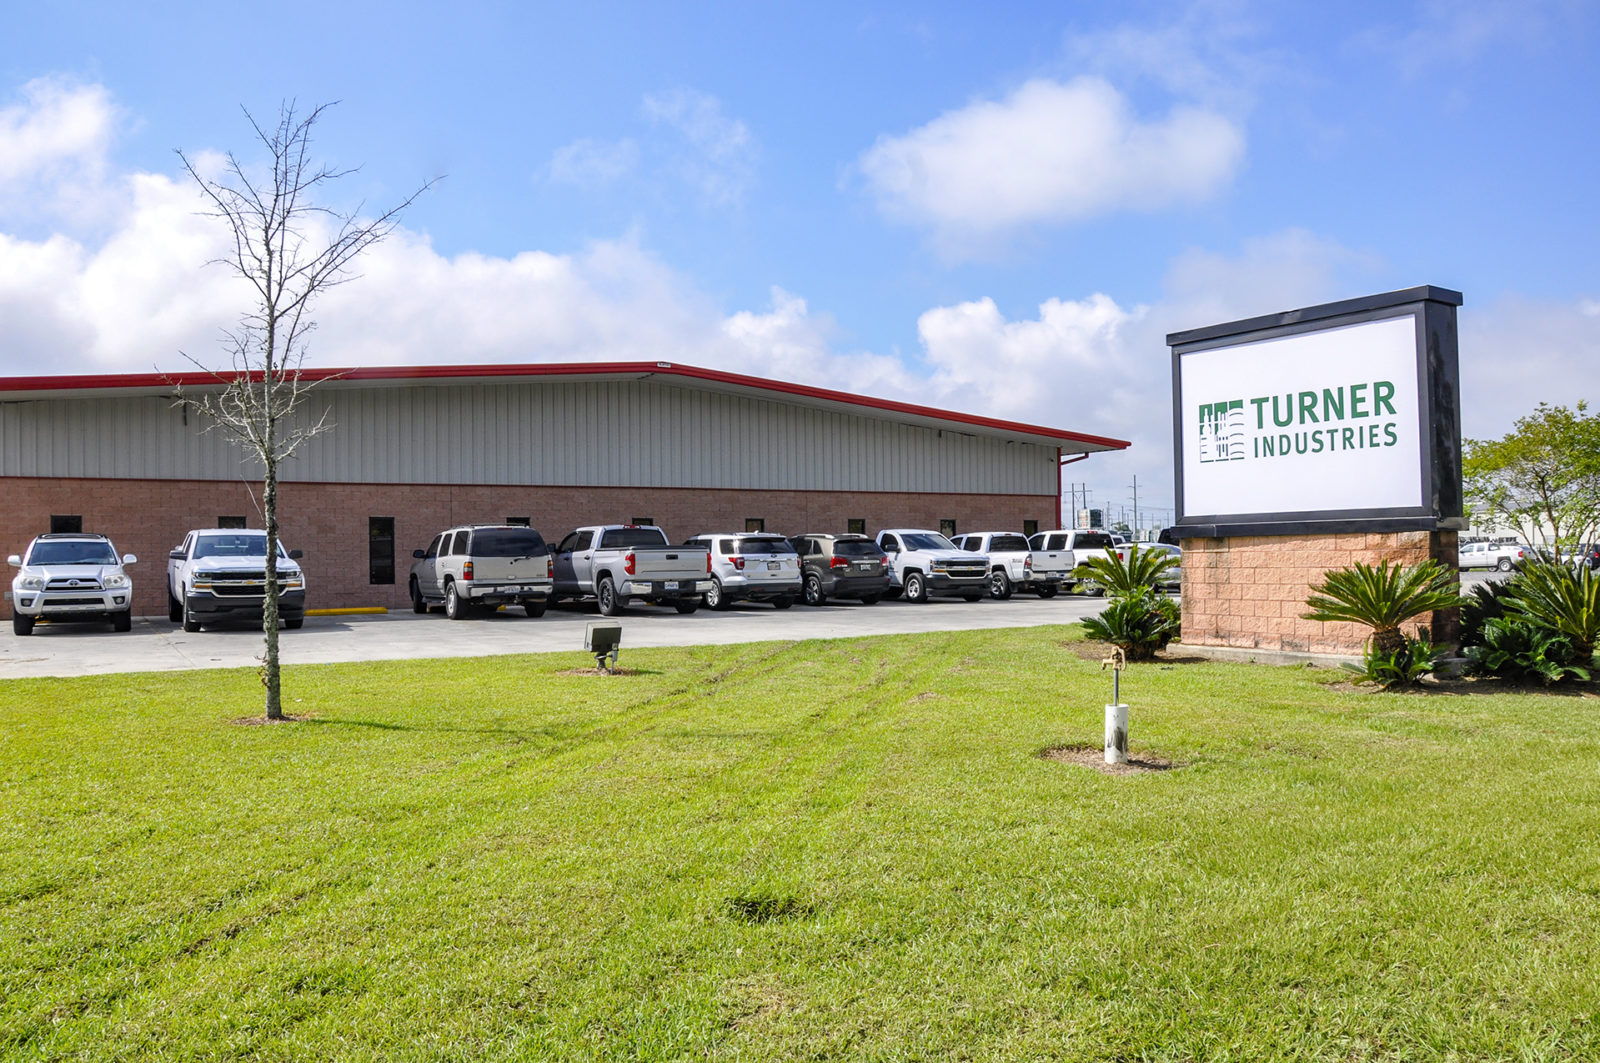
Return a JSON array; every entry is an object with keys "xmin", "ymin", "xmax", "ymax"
[
  {"xmin": 732, "ymin": 556, "xmax": 746, "ymax": 571},
  {"xmin": 547, "ymin": 555, "xmax": 554, "ymax": 578},
  {"xmin": 1024, "ymin": 555, "xmax": 1034, "ymax": 571},
  {"xmin": 706, "ymin": 552, "xmax": 712, "ymax": 575},
  {"xmin": 624, "ymin": 551, "xmax": 636, "ymax": 576},
  {"xmin": 463, "ymin": 560, "xmax": 474, "ymax": 581},
  {"xmin": 830, "ymin": 556, "xmax": 850, "ymax": 569}
]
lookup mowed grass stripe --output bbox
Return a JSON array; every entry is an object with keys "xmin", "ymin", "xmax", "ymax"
[{"xmin": 2, "ymin": 626, "xmax": 1598, "ymax": 1060}]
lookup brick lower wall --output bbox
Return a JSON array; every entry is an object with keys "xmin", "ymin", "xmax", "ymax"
[
  {"xmin": 1181, "ymin": 530, "xmax": 1461, "ymax": 655},
  {"xmin": 1, "ymin": 476, "xmax": 1057, "ymax": 618}
]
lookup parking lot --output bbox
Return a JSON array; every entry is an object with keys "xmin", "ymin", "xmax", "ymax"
[{"xmin": 0, "ymin": 593, "xmax": 1114, "ymax": 679}]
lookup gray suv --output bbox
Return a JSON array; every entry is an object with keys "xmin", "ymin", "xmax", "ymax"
[
  {"xmin": 683, "ymin": 533, "xmax": 802, "ymax": 609},
  {"xmin": 410, "ymin": 524, "xmax": 554, "ymax": 619},
  {"xmin": 788, "ymin": 534, "xmax": 891, "ymax": 606}
]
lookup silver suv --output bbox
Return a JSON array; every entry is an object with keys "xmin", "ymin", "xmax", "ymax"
[
  {"xmin": 8, "ymin": 533, "xmax": 137, "ymax": 635},
  {"xmin": 682, "ymin": 533, "xmax": 802, "ymax": 609},
  {"xmin": 410, "ymin": 524, "xmax": 554, "ymax": 619}
]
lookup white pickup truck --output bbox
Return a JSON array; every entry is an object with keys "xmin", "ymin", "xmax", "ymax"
[
  {"xmin": 167, "ymin": 528, "xmax": 305, "ymax": 632},
  {"xmin": 953, "ymin": 531, "xmax": 1067, "ymax": 599},
  {"xmin": 1027, "ymin": 529, "xmax": 1120, "ymax": 595},
  {"xmin": 874, "ymin": 529, "xmax": 989, "ymax": 603},
  {"xmin": 552, "ymin": 525, "xmax": 713, "ymax": 616}
]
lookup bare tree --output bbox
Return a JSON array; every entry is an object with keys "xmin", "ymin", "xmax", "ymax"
[{"xmin": 176, "ymin": 102, "xmax": 431, "ymax": 720}]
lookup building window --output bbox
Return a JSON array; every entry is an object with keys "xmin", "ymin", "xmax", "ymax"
[
  {"xmin": 369, "ymin": 517, "xmax": 396, "ymax": 585},
  {"xmin": 1023, "ymin": 519, "xmax": 1038, "ymax": 537},
  {"xmin": 50, "ymin": 515, "xmax": 82, "ymax": 534},
  {"xmin": 505, "ymin": 517, "xmax": 531, "ymax": 527},
  {"xmin": 745, "ymin": 517, "xmax": 765, "ymax": 533},
  {"xmin": 847, "ymin": 518, "xmax": 866, "ymax": 535},
  {"xmin": 631, "ymin": 516, "xmax": 654, "ymax": 527},
  {"xmin": 940, "ymin": 519, "xmax": 957, "ymax": 538},
  {"xmin": 218, "ymin": 515, "xmax": 248, "ymax": 529}
]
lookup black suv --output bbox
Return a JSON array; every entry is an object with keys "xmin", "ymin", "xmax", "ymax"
[{"xmin": 788, "ymin": 534, "xmax": 892, "ymax": 606}]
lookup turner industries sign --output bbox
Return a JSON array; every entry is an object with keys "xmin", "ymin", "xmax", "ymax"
[{"xmin": 1168, "ymin": 286, "xmax": 1464, "ymax": 538}]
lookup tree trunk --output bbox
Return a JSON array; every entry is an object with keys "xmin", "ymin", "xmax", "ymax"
[
  {"xmin": 1372, "ymin": 626, "xmax": 1406, "ymax": 657},
  {"xmin": 263, "ymin": 388, "xmax": 283, "ymax": 721}
]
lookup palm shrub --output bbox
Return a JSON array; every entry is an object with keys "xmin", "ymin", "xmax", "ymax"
[
  {"xmin": 1458, "ymin": 574, "xmax": 1522, "ymax": 649},
  {"xmin": 1350, "ymin": 628, "xmax": 1449, "ymax": 689},
  {"xmin": 1074, "ymin": 543, "xmax": 1179, "ymax": 598},
  {"xmin": 1501, "ymin": 561, "xmax": 1600, "ymax": 665},
  {"xmin": 1302, "ymin": 559, "xmax": 1464, "ymax": 658},
  {"xmin": 1466, "ymin": 615, "xmax": 1591, "ymax": 685},
  {"xmin": 1080, "ymin": 588, "xmax": 1180, "ymax": 661}
]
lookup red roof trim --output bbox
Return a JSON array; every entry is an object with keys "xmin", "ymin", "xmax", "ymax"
[{"xmin": 0, "ymin": 360, "xmax": 1130, "ymax": 450}]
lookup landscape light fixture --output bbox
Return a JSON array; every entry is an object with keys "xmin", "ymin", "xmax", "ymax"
[
  {"xmin": 1101, "ymin": 647, "xmax": 1128, "ymax": 765},
  {"xmin": 585, "ymin": 620, "xmax": 622, "ymax": 673}
]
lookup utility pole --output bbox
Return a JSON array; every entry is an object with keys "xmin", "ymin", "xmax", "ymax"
[{"xmin": 1131, "ymin": 474, "xmax": 1139, "ymax": 540}]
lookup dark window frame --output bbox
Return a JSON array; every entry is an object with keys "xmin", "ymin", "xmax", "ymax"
[{"xmin": 369, "ymin": 517, "xmax": 396, "ymax": 585}]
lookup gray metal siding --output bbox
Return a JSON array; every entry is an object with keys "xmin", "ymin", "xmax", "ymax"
[{"xmin": 0, "ymin": 381, "xmax": 1057, "ymax": 494}]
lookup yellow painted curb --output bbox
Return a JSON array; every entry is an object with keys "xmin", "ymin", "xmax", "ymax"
[{"xmin": 304, "ymin": 607, "xmax": 388, "ymax": 616}]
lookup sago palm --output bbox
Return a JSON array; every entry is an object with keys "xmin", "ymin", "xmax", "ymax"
[
  {"xmin": 1302, "ymin": 559, "xmax": 1464, "ymax": 656},
  {"xmin": 1074, "ymin": 543, "xmax": 1180, "ymax": 598},
  {"xmin": 1502, "ymin": 561, "xmax": 1600, "ymax": 663}
]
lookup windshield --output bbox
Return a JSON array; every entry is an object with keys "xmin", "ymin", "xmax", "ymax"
[
  {"xmin": 473, "ymin": 529, "xmax": 548, "ymax": 557},
  {"xmin": 599, "ymin": 527, "xmax": 669, "ymax": 549},
  {"xmin": 735, "ymin": 538, "xmax": 794, "ymax": 555},
  {"xmin": 1076, "ymin": 533, "xmax": 1115, "ymax": 550},
  {"xmin": 990, "ymin": 535, "xmax": 1030, "ymax": 552},
  {"xmin": 195, "ymin": 534, "xmax": 286, "ymax": 558},
  {"xmin": 28, "ymin": 540, "xmax": 118, "ymax": 565},
  {"xmin": 834, "ymin": 540, "xmax": 881, "ymax": 558},
  {"xmin": 903, "ymin": 533, "xmax": 957, "ymax": 550}
]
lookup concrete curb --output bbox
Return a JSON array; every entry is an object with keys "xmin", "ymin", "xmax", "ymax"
[{"xmin": 1174, "ymin": 643, "xmax": 1360, "ymax": 669}]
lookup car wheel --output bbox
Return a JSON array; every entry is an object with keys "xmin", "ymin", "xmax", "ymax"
[
  {"xmin": 771, "ymin": 596, "xmax": 795, "ymax": 610},
  {"xmin": 988, "ymin": 569, "xmax": 1012, "ymax": 600},
  {"xmin": 12, "ymin": 612, "xmax": 34, "ymax": 636},
  {"xmin": 284, "ymin": 616, "xmax": 304, "ymax": 630},
  {"xmin": 705, "ymin": 578, "xmax": 727, "ymax": 610},
  {"xmin": 525, "ymin": 600, "xmax": 547, "ymax": 618},
  {"xmin": 168, "ymin": 589, "xmax": 182, "ymax": 623},
  {"xmin": 1037, "ymin": 585, "xmax": 1059, "ymax": 599},
  {"xmin": 444, "ymin": 581, "xmax": 467, "ymax": 620},
  {"xmin": 1497, "ymin": 558, "xmax": 1513, "ymax": 572},
  {"xmin": 904, "ymin": 571, "xmax": 928, "ymax": 603},
  {"xmin": 674, "ymin": 599, "xmax": 699, "ymax": 615},
  {"xmin": 597, "ymin": 576, "xmax": 625, "ymax": 617},
  {"xmin": 112, "ymin": 609, "xmax": 132, "ymax": 633},
  {"xmin": 182, "ymin": 593, "xmax": 201, "ymax": 633},
  {"xmin": 858, "ymin": 594, "xmax": 881, "ymax": 606},
  {"xmin": 803, "ymin": 573, "xmax": 826, "ymax": 606},
  {"xmin": 410, "ymin": 579, "xmax": 428, "ymax": 614}
]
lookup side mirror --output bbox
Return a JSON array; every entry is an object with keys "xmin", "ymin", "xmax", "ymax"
[
  {"xmin": 122, "ymin": 554, "xmax": 137, "ymax": 564},
  {"xmin": 169, "ymin": 549, "xmax": 185, "ymax": 560},
  {"xmin": 6, "ymin": 554, "xmax": 20, "ymax": 566},
  {"xmin": 289, "ymin": 549, "xmax": 304, "ymax": 560},
  {"xmin": 413, "ymin": 549, "xmax": 425, "ymax": 559},
  {"xmin": 883, "ymin": 543, "xmax": 898, "ymax": 553}
]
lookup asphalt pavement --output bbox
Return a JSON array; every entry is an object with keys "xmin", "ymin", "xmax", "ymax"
[{"xmin": 0, "ymin": 593, "xmax": 1112, "ymax": 679}]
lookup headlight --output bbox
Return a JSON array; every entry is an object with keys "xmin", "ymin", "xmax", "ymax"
[
  {"xmin": 18, "ymin": 575, "xmax": 45, "ymax": 590},
  {"xmin": 282, "ymin": 577, "xmax": 304, "ymax": 590},
  {"xmin": 103, "ymin": 573, "xmax": 130, "ymax": 589}
]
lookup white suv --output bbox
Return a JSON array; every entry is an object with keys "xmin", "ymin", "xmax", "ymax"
[
  {"xmin": 682, "ymin": 533, "xmax": 802, "ymax": 609},
  {"xmin": 7, "ymin": 533, "xmax": 137, "ymax": 635}
]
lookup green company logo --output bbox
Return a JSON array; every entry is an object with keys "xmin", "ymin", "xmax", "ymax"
[{"xmin": 1196, "ymin": 381, "xmax": 1402, "ymax": 465}]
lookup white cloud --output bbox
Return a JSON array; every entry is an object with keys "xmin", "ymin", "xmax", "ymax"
[
  {"xmin": 641, "ymin": 88, "xmax": 756, "ymax": 207},
  {"xmin": 856, "ymin": 76, "xmax": 1244, "ymax": 255},
  {"xmin": 547, "ymin": 137, "xmax": 639, "ymax": 187},
  {"xmin": 0, "ymin": 77, "xmax": 121, "ymax": 227}
]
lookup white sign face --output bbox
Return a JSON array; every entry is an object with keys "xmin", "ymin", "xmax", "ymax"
[{"xmin": 1180, "ymin": 314, "xmax": 1423, "ymax": 517}]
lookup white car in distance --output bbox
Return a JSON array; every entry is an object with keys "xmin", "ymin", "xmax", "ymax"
[{"xmin": 7, "ymin": 532, "xmax": 137, "ymax": 635}]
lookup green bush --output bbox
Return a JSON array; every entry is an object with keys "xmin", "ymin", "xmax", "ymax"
[
  {"xmin": 1074, "ymin": 543, "xmax": 1179, "ymax": 598},
  {"xmin": 1080, "ymin": 588, "xmax": 1180, "ymax": 661},
  {"xmin": 1345, "ymin": 629, "xmax": 1449, "ymax": 689},
  {"xmin": 1458, "ymin": 575, "xmax": 1521, "ymax": 649},
  {"xmin": 1302, "ymin": 559, "xmax": 1464, "ymax": 657},
  {"xmin": 1502, "ymin": 562, "xmax": 1600, "ymax": 664},
  {"xmin": 1466, "ymin": 615, "xmax": 1592, "ymax": 685}
]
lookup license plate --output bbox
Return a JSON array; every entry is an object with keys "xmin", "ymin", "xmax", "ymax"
[
  {"xmin": 856, "ymin": 562, "xmax": 873, "ymax": 570},
  {"xmin": 667, "ymin": 581, "xmax": 683, "ymax": 591},
  {"xmin": 766, "ymin": 561, "xmax": 781, "ymax": 571}
]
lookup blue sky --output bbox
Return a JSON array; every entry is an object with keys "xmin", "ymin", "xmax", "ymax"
[{"xmin": 3, "ymin": 1, "xmax": 1597, "ymax": 526}]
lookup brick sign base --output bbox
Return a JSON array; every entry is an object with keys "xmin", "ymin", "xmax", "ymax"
[{"xmin": 1180, "ymin": 530, "xmax": 1461, "ymax": 656}]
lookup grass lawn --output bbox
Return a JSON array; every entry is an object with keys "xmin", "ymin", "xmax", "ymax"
[{"xmin": 2, "ymin": 626, "xmax": 1599, "ymax": 1061}]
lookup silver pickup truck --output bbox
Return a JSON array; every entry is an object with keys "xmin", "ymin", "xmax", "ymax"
[{"xmin": 552, "ymin": 525, "xmax": 713, "ymax": 616}]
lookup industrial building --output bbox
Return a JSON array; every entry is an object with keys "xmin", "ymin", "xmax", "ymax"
[{"xmin": 0, "ymin": 361, "xmax": 1128, "ymax": 616}]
